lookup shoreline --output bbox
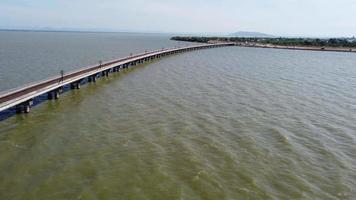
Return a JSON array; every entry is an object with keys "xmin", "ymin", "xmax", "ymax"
[
  {"xmin": 170, "ymin": 36, "xmax": 356, "ymax": 54},
  {"xmin": 237, "ymin": 43, "xmax": 356, "ymax": 53}
]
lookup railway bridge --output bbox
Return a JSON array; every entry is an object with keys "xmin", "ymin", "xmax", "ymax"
[{"xmin": 0, "ymin": 43, "xmax": 234, "ymax": 114}]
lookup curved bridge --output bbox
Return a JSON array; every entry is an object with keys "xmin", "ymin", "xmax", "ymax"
[{"xmin": 0, "ymin": 42, "xmax": 234, "ymax": 114}]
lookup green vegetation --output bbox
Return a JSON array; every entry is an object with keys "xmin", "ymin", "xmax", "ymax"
[{"xmin": 171, "ymin": 36, "xmax": 356, "ymax": 48}]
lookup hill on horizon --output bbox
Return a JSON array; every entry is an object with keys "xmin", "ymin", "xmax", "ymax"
[{"xmin": 229, "ymin": 31, "xmax": 275, "ymax": 38}]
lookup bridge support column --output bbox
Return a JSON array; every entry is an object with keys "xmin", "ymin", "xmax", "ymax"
[
  {"xmin": 47, "ymin": 89, "xmax": 60, "ymax": 100},
  {"xmin": 70, "ymin": 82, "xmax": 81, "ymax": 89},
  {"xmin": 16, "ymin": 99, "xmax": 33, "ymax": 113},
  {"xmin": 24, "ymin": 104, "xmax": 30, "ymax": 113},
  {"xmin": 48, "ymin": 91, "xmax": 54, "ymax": 100},
  {"xmin": 101, "ymin": 70, "xmax": 109, "ymax": 77},
  {"xmin": 88, "ymin": 75, "xmax": 97, "ymax": 82},
  {"xmin": 54, "ymin": 90, "xmax": 60, "ymax": 99}
]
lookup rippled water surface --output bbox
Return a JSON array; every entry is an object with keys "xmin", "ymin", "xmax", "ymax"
[
  {"xmin": 0, "ymin": 31, "xmax": 186, "ymax": 92},
  {"xmin": 0, "ymin": 31, "xmax": 355, "ymax": 199}
]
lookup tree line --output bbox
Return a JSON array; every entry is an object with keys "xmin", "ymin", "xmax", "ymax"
[{"xmin": 171, "ymin": 36, "xmax": 356, "ymax": 48}]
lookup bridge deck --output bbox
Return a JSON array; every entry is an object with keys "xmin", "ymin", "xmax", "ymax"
[{"xmin": 0, "ymin": 43, "xmax": 234, "ymax": 113}]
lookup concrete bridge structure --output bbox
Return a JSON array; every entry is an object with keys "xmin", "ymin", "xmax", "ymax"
[{"xmin": 0, "ymin": 43, "xmax": 234, "ymax": 114}]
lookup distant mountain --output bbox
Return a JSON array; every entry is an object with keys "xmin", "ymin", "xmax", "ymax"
[{"xmin": 229, "ymin": 31, "xmax": 275, "ymax": 38}]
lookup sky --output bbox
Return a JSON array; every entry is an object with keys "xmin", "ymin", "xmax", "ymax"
[{"xmin": 0, "ymin": 0, "xmax": 355, "ymax": 37}]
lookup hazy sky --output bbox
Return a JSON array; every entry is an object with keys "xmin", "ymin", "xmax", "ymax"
[{"xmin": 0, "ymin": 0, "xmax": 355, "ymax": 37}]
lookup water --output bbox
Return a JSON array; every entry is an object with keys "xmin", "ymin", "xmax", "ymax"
[
  {"xmin": 0, "ymin": 31, "xmax": 186, "ymax": 92},
  {"xmin": 0, "ymin": 31, "xmax": 355, "ymax": 199}
]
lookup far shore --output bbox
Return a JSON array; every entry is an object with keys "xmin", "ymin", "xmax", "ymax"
[
  {"xmin": 171, "ymin": 36, "xmax": 356, "ymax": 54},
  {"xmin": 237, "ymin": 43, "xmax": 356, "ymax": 53}
]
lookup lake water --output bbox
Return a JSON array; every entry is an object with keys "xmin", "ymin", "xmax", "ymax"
[
  {"xmin": 0, "ymin": 31, "xmax": 187, "ymax": 92},
  {"xmin": 0, "ymin": 31, "xmax": 355, "ymax": 199}
]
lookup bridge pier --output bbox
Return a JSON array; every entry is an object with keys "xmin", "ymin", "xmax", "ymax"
[
  {"xmin": 16, "ymin": 99, "xmax": 33, "ymax": 113},
  {"xmin": 47, "ymin": 92, "xmax": 53, "ymax": 100},
  {"xmin": 54, "ymin": 90, "xmax": 60, "ymax": 99},
  {"xmin": 88, "ymin": 74, "xmax": 97, "ymax": 82},
  {"xmin": 48, "ymin": 89, "xmax": 60, "ymax": 100},
  {"xmin": 101, "ymin": 70, "xmax": 109, "ymax": 77},
  {"xmin": 70, "ymin": 81, "xmax": 81, "ymax": 89}
]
